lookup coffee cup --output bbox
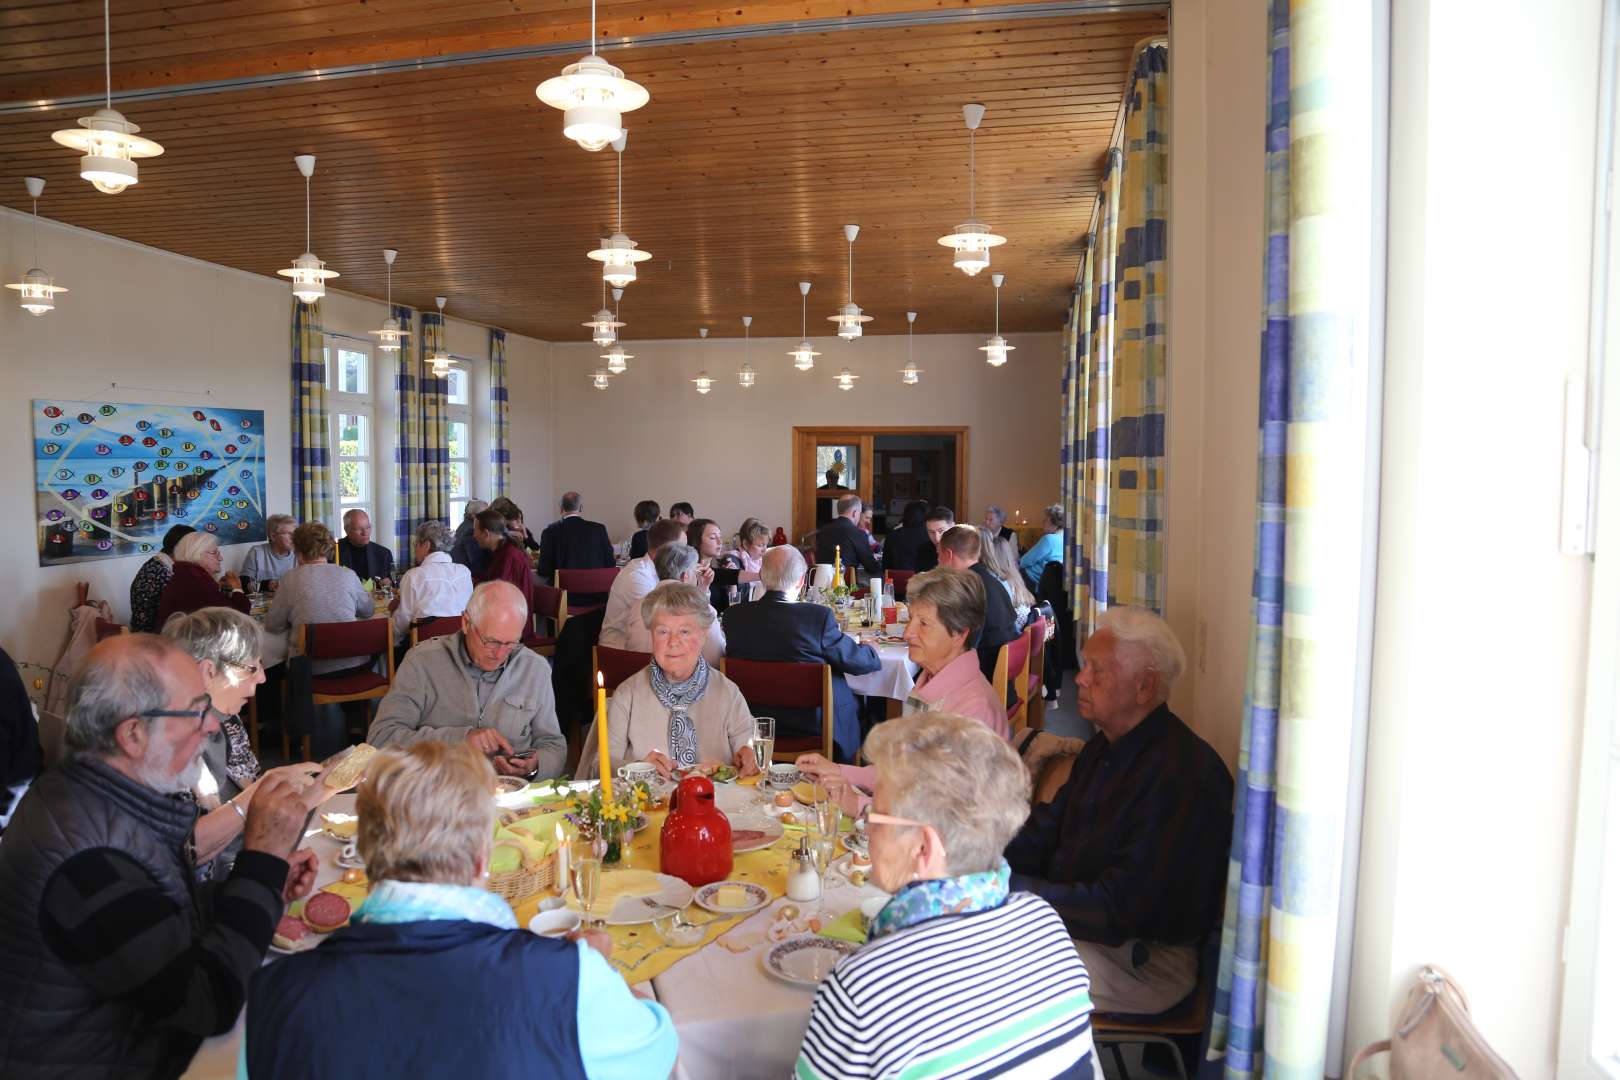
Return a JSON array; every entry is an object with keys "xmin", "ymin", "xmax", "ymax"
[
  {"xmin": 529, "ymin": 908, "xmax": 582, "ymax": 937},
  {"xmin": 766, "ymin": 763, "xmax": 799, "ymax": 788},
  {"xmin": 618, "ymin": 762, "xmax": 658, "ymax": 786}
]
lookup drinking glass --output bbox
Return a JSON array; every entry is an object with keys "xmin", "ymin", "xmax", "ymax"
[
  {"xmin": 572, "ymin": 856, "xmax": 603, "ymax": 929},
  {"xmin": 809, "ymin": 825, "xmax": 838, "ymax": 915},
  {"xmin": 752, "ymin": 717, "xmax": 776, "ymax": 802}
]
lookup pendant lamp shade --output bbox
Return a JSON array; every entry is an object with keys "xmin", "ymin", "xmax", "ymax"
[
  {"xmin": 603, "ymin": 287, "xmax": 631, "ymax": 373},
  {"xmin": 591, "ymin": 368, "xmax": 612, "ymax": 390},
  {"xmin": 737, "ymin": 316, "xmax": 756, "ymax": 388},
  {"xmin": 789, "ymin": 282, "xmax": 821, "ymax": 370},
  {"xmin": 900, "ymin": 311, "xmax": 924, "ymax": 385},
  {"xmin": 835, "ymin": 367, "xmax": 860, "ymax": 391},
  {"xmin": 980, "ymin": 273, "xmax": 1015, "ymax": 367},
  {"xmin": 369, "ymin": 248, "xmax": 410, "ymax": 351},
  {"xmin": 277, "ymin": 156, "xmax": 338, "ymax": 303},
  {"xmin": 692, "ymin": 328, "xmax": 713, "ymax": 393},
  {"xmin": 535, "ymin": 0, "xmax": 649, "ymax": 154},
  {"xmin": 587, "ymin": 132, "xmax": 651, "ymax": 286},
  {"xmin": 51, "ymin": 3, "xmax": 163, "ymax": 193},
  {"xmin": 7, "ymin": 178, "xmax": 68, "ymax": 316},
  {"xmin": 429, "ymin": 296, "xmax": 452, "ymax": 376},
  {"xmin": 938, "ymin": 104, "xmax": 1006, "ymax": 275},
  {"xmin": 828, "ymin": 225, "xmax": 873, "ymax": 340}
]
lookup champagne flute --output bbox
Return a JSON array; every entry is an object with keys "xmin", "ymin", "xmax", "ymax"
[
  {"xmin": 752, "ymin": 717, "xmax": 776, "ymax": 803},
  {"xmin": 572, "ymin": 856, "xmax": 603, "ymax": 929},
  {"xmin": 809, "ymin": 826, "xmax": 837, "ymax": 916}
]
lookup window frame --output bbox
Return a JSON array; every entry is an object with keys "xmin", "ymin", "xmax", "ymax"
[
  {"xmin": 324, "ymin": 334, "xmax": 377, "ymax": 533},
  {"xmin": 444, "ymin": 359, "xmax": 472, "ymax": 527}
]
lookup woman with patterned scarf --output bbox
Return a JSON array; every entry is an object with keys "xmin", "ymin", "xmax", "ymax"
[
  {"xmin": 796, "ymin": 712, "xmax": 1100, "ymax": 1080},
  {"xmin": 583, "ymin": 581, "xmax": 758, "ymax": 781}
]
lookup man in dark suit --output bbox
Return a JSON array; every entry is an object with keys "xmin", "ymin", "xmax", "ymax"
[
  {"xmin": 337, "ymin": 508, "xmax": 395, "ymax": 583},
  {"xmin": 721, "ymin": 546, "xmax": 880, "ymax": 761},
  {"xmin": 537, "ymin": 491, "xmax": 615, "ymax": 583},
  {"xmin": 882, "ymin": 500, "xmax": 937, "ymax": 573},
  {"xmin": 937, "ymin": 525, "xmax": 1017, "ymax": 681},
  {"xmin": 814, "ymin": 494, "xmax": 882, "ymax": 579}
]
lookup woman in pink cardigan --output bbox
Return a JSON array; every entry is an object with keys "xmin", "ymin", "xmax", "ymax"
[{"xmin": 798, "ymin": 567, "xmax": 1007, "ymax": 810}]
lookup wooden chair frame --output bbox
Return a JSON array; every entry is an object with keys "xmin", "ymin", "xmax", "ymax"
[
  {"xmin": 719, "ymin": 658, "xmax": 835, "ymax": 761},
  {"xmin": 294, "ymin": 617, "xmax": 396, "ymax": 760}
]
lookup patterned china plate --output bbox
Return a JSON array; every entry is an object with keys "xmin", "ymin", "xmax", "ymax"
[
  {"xmin": 695, "ymin": 880, "xmax": 771, "ymax": 916},
  {"xmin": 762, "ymin": 936, "xmax": 859, "ymax": 988}
]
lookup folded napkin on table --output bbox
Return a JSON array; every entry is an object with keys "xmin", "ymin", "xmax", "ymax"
[{"xmin": 817, "ymin": 908, "xmax": 867, "ymax": 945}]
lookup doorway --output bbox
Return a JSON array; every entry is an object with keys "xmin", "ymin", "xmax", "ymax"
[{"xmin": 791, "ymin": 427, "xmax": 968, "ymax": 545}]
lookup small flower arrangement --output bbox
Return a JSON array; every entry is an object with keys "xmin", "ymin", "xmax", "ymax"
[{"xmin": 563, "ymin": 782, "xmax": 652, "ymax": 864}]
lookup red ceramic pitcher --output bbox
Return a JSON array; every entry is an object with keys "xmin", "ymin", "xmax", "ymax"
[{"xmin": 660, "ymin": 775, "xmax": 733, "ymax": 887}]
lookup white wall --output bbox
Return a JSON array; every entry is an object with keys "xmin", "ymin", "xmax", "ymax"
[
  {"xmin": 1166, "ymin": 0, "xmax": 1269, "ymax": 768},
  {"xmin": 546, "ymin": 331, "xmax": 1063, "ymax": 544},
  {"xmin": 1347, "ymin": 1, "xmax": 1600, "ymax": 1074},
  {"xmin": 0, "ymin": 210, "xmax": 547, "ymax": 668}
]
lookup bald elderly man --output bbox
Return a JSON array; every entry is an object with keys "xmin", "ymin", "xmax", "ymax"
[{"xmin": 368, "ymin": 581, "xmax": 567, "ymax": 779}]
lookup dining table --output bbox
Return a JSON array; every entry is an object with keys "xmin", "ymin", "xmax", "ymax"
[{"xmin": 180, "ymin": 777, "xmax": 887, "ymax": 1080}]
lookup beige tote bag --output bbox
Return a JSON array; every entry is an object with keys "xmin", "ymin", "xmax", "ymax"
[{"xmin": 1351, "ymin": 965, "xmax": 1519, "ymax": 1080}]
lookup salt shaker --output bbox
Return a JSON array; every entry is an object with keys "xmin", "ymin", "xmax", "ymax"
[{"xmin": 787, "ymin": 837, "xmax": 822, "ymax": 902}]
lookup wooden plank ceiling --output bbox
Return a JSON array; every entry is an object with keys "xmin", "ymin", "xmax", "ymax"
[{"xmin": 0, "ymin": 1, "xmax": 1167, "ymax": 341}]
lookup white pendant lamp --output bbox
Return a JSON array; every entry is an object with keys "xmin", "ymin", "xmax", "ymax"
[
  {"xmin": 835, "ymin": 367, "xmax": 860, "ymax": 391},
  {"xmin": 938, "ymin": 104, "xmax": 1006, "ymax": 276},
  {"xmin": 583, "ymin": 281, "xmax": 624, "ymax": 346},
  {"xmin": 588, "ymin": 131, "xmax": 651, "ymax": 287},
  {"xmin": 788, "ymin": 281, "xmax": 820, "ymax": 370},
  {"xmin": 277, "ymin": 155, "xmax": 339, "ymax": 303},
  {"xmin": 737, "ymin": 316, "xmax": 756, "ymax": 388},
  {"xmin": 7, "ymin": 178, "xmax": 68, "ymax": 316},
  {"xmin": 603, "ymin": 287, "xmax": 632, "ymax": 374},
  {"xmin": 50, "ymin": 1, "xmax": 164, "ymax": 194},
  {"xmin": 429, "ymin": 296, "xmax": 453, "ymax": 376},
  {"xmin": 591, "ymin": 368, "xmax": 611, "ymax": 390},
  {"xmin": 980, "ymin": 273, "xmax": 1015, "ymax": 367},
  {"xmin": 368, "ymin": 248, "xmax": 410, "ymax": 352},
  {"xmin": 900, "ymin": 311, "xmax": 924, "ymax": 385},
  {"xmin": 535, "ymin": 0, "xmax": 649, "ymax": 152},
  {"xmin": 828, "ymin": 225, "xmax": 874, "ymax": 340},
  {"xmin": 692, "ymin": 328, "xmax": 713, "ymax": 394}
]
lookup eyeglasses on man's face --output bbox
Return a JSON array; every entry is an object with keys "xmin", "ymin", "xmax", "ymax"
[
  {"xmin": 137, "ymin": 693, "xmax": 219, "ymax": 732},
  {"xmin": 467, "ymin": 619, "xmax": 522, "ymax": 652}
]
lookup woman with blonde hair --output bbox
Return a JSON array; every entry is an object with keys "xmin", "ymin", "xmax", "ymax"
[
  {"xmin": 243, "ymin": 741, "xmax": 678, "ymax": 1076},
  {"xmin": 979, "ymin": 527, "xmax": 1036, "ymax": 631}
]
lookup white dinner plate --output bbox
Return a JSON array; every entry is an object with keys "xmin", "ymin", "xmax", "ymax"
[
  {"xmin": 569, "ymin": 871, "xmax": 695, "ymax": 926},
  {"xmin": 728, "ymin": 816, "xmax": 785, "ymax": 853},
  {"xmin": 762, "ymin": 936, "xmax": 858, "ymax": 988},
  {"xmin": 694, "ymin": 880, "xmax": 770, "ymax": 916}
]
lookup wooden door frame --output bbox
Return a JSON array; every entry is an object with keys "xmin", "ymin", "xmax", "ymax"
[{"xmin": 791, "ymin": 426, "xmax": 969, "ymax": 544}]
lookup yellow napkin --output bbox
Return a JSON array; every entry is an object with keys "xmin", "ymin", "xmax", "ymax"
[{"xmin": 817, "ymin": 908, "xmax": 867, "ymax": 945}]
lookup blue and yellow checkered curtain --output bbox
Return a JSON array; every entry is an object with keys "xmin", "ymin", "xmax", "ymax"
[
  {"xmin": 417, "ymin": 311, "xmax": 449, "ymax": 526},
  {"xmin": 1208, "ymin": 0, "xmax": 1374, "ymax": 1074},
  {"xmin": 490, "ymin": 327, "xmax": 510, "ymax": 499},
  {"xmin": 290, "ymin": 299, "xmax": 331, "ymax": 525},
  {"xmin": 392, "ymin": 304, "xmax": 421, "ymax": 568},
  {"xmin": 1107, "ymin": 42, "xmax": 1169, "ymax": 613},
  {"xmin": 1059, "ymin": 42, "xmax": 1167, "ymax": 640}
]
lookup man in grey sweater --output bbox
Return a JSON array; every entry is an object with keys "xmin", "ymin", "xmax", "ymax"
[{"xmin": 367, "ymin": 582, "xmax": 566, "ymax": 779}]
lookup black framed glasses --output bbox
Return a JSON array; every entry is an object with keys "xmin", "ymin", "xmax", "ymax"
[
  {"xmin": 137, "ymin": 693, "xmax": 217, "ymax": 732},
  {"xmin": 466, "ymin": 619, "xmax": 522, "ymax": 652}
]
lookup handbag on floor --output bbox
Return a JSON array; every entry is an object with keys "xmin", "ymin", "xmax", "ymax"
[{"xmin": 1350, "ymin": 965, "xmax": 1518, "ymax": 1079}]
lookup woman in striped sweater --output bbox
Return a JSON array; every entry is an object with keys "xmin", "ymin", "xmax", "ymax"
[{"xmin": 796, "ymin": 712, "xmax": 1099, "ymax": 1080}]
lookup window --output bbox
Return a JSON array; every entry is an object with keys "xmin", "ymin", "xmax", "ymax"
[
  {"xmin": 445, "ymin": 361, "xmax": 471, "ymax": 524},
  {"xmin": 325, "ymin": 338, "xmax": 375, "ymax": 529}
]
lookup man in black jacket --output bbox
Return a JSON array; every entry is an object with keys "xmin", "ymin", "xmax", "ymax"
[
  {"xmin": 337, "ymin": 509, "xmax": 395, "ymax": 584},
  {"xmin": 881, "ymin": 500, "xmax": 936, "ymax": 573},
  {"xmin": 537, "ymin": 491, "xmax": 615, "ymax": 583},
  {"xmin": 814, "ymin": 494, "xmax": 882, "ymax": 580},
  {"xmin": 936, "ymin": 525, "xmax": 1018, "ymax": 680},
  {"xmin": 721, "ymin": 546, "xmax": 879, "ymax": 760}
]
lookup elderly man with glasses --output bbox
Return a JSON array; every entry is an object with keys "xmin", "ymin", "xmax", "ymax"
[
  {"xmin": 368, "ymin": 581, "xmax": 566, "ymax": 780},
  {"xmin": 0, "ymin": 634, "xmax": 319, "ymax": 1079}
]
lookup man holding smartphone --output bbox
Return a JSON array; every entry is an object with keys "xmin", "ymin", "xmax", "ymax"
[{"xmin": 367, "ymin": 582, "xmax": 566, "ymax": 779}]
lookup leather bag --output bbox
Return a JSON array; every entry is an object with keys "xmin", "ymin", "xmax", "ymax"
[{"xmin": 1351, "ymin": 965, "xmax": 1519, "ymax": 1079}]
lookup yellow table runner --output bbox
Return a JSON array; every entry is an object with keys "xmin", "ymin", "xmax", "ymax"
[{"xmin": 511, "ymin": 782, "xmax": 799, "ymax": 984}]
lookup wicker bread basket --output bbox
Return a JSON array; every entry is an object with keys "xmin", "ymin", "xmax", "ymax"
[{"xmin": 485, "ymin": 858, "xmax": 556, "ymax": 901}]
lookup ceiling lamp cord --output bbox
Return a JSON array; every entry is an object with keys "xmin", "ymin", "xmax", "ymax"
[{"xmin": 102, "ymin": 0, "xmax": 111, "ymax": 110}]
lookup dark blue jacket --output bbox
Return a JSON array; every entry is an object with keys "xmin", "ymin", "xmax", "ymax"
[
  {"xmin": 815, "ymin": 516, "xmax": 882, "ymax": 577},
  {"xmin": 245, "ymin": 919, "xmax": 585, "ymax": 1080},
  {"xmin": 721, "ymin": 591, "xmax": 881, "ymax": 759},
  {"xmin": 538, "ymin": 516, "xmax": 616, "ymax": 582}
]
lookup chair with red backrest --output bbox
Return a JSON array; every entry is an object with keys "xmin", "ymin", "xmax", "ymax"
[
  {"xmin": 1022, "ymin": 618, "xmax": 1048, "ymax": 732},
  {"xmin": 556, "ymin": 568, "xmax": 619, "ymax": 616},
  {"xmin": 94, "ymin": 619, "xmax": 129, "ymax": 642},
  {"xmin": 719, "ymin": 658, "xmax": 834, "ymax": 761},
  {"xmin": 884, "ymin": 569, "xmax": 916, "ymax": 602},
  {"xmin": 294, "ymin": 617, "xmax": 395, "ymax": 760},
  {"xmin": 408, "ymin": 615, "xmax": 462, "ymax": 650},
  {"xmin": 529, "ymin": 583, "xmax": 564, "ymax": 657},
  {"xmin": 992, "ymin": 631, "xmax": 1034, "ymax": 734},
  {"xmin": 593, "ymin": 645, "xmax": 652, "ymax": 697}
]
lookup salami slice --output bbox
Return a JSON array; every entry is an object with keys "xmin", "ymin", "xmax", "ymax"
[
  {"xmin": 272, "ymin": 915, "xmax": 308, "ymax": 949},
  {"xmin": 302, "ymin": 891, "xmax": 352, "ymax": 932},
  {"xmin": 730, "ymin": 830, "xmax": 767, "ymax": 846}
]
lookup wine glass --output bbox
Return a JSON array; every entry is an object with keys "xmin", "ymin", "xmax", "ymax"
[
  {"xmin": 751, "ymin": 717, "xmax": 776, "ymax": 803},
  {"xmin": 809, "ymin": 820, "xmax": 838, "ymax": 916},
  {"xmin": 572, "ymin": 856, "xmax": 603, "ymax": 929}
]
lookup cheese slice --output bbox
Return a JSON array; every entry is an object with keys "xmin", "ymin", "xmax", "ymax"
[{"xmin": 714, "ymin": 885, "xmax": 753, "ymax": 909}]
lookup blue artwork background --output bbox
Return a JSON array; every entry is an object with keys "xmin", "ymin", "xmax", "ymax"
[{"xmin": 33, "ymin": 400, "xmax": 267, "ymax": 567}]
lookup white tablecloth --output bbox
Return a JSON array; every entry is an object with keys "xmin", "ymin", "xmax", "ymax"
[{"xmin": 844, "ymin": 640, "xmax": 917, "ymax": 701}]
